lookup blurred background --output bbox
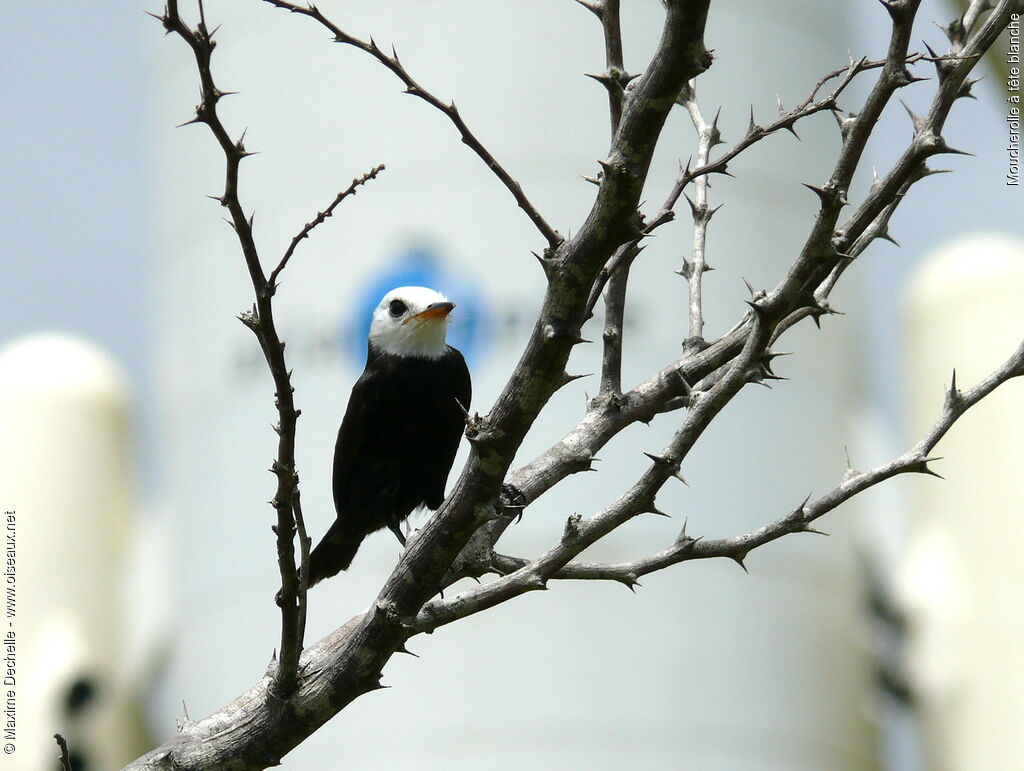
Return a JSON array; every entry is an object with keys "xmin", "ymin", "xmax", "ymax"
[{"xmin": 1, "ymin": 1, "xmax": 1021, "ymax": 769}]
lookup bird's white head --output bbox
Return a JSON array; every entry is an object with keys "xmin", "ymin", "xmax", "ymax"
[{"xmin": 368, "ymin": 286, "xmax": 455, "ymax": 359}]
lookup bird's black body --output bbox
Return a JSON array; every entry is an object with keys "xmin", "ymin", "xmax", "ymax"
[{"xmin": 308, "ymin": 343, "xmax": 471, "ymax": 585}]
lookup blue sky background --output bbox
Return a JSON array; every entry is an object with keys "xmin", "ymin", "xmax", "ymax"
[{"xmin": 2, "ymin": 3, "xmax": 155, "ymax": 477}]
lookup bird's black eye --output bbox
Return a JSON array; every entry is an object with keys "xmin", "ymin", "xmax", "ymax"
[{"xmin": 389, "ymin": 299, "xmax": 408, "ymax": 317}]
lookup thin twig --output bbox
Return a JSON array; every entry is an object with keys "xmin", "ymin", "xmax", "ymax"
[
  {"xmin": 261, "ymin": 0, "xmax": 561, "ymax": 248},
  {"xmin": 597, "ymin": 248, "xmax": 633, "ymax": 397},
  {"xmin": 581, "ymin": 0, "xmax": 627, "ymax": 140},
  {"xmin": 269, "ymin": 164, "xmax": 385, "ymax": 290},
  {"xmin": 55, "ymin": 734, "xmax": 73, "ymax": 771},
  {"xmin": 679, "ymin": 82, "xmax": 720, "ymax": 342},
  {"xmin": 588, "ymin": 0, "xmax": 631, "ymax": 398},
  {"xmin": 961, "ymin": 0, "xmax": 995, "ymax": 35}
]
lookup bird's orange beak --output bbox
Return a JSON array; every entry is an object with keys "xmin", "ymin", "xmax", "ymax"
[{"xmin": 406, "ymin": 301, "xmax": 455, "ymax": 323}]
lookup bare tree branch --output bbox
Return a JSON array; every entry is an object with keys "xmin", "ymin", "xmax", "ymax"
[
  {"xmin": 478, "ymin": 39, "xmax": 922, "ymax": 564},
  {"xmin": 582, "ymin": 51, "xmax": 913, "ymax": 323},
  {"xmin": 678, "ymin": 82, "xmax": 721, "ymax": 343},
  {"xmin": 260, "ymin": 0, "xmax": 562, "ymax": 249},
  {"xmin": 55, "ymin": 734, "xmax": 73, "ymax": 771},
  {"xmin": 417, "ymin": 311, "xmax": 775, "ymax": 630},
  {"xmin": 161, "ymin": 0, "xmax": 306, "ymax": 696},
  {"xmin": 128, "ymin": 3, "xmax": 712, "ymax": 766},
  {"xmin": 837, "ymin": 6, "xmax": 1012, "ymax": 253},
  {"xmin": 775, "ymin": 0, "xmax": 1018, "ymax": 340},
  {"xmin": 452, "ymin": 0, "xmax": 1018, "ymax": 585},
  {"xmin": 125, "ymin": 1, "xmax": 1021, "ymax": 768},
  {"xmin": 486, "ymin": 339, "xmax": 1024, "ymax": 591},
  {"xmin": 580, "ymin": 0, "xmax": 628, "ymax": 137},
  {"xmin": 268, "ymin": 164, "xmax": 385, "ymax": 291},
  {"xmin": 583, "ymin": 0, "xmax": 632, "ymax": 399}
]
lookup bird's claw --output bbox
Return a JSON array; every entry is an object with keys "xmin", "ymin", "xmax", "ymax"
[
  {"xmin": 387, "ymin": 521, "xmax": 408, "ymax": 548},
  {"xmin": 500, "ymin": 483, "xmax": 527, "ymax": 524}
]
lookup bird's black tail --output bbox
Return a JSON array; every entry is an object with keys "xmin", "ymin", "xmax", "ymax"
[{"xmin": 307, "ymin": 522, "xmax": 364, "ymax": 587}]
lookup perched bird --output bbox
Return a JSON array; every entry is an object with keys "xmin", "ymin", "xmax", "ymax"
[{"xmin": 307, "ymin": 286, "xmax": 472, "ymax": 586}]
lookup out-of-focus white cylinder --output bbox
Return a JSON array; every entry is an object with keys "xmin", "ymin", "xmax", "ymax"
[
  {"xmin": 0, "ymin": 334, "xmax": 149, "ymax": 770},
  {"xmin": 152, "ymin": 3, "xmax": 876, "ymax": 768},
  {"xmin": 900, "ymin": 233, "xmax": 1024, "ymax": 770}
]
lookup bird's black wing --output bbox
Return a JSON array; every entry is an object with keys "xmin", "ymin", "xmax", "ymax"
[
  {"xmin": 449, "ymin": 346, "xmax": 472, "ymax": 418},
  {"xmin": 331, "ymin": 360, "xmax": 390, "ymax": 516},
  {"xmin": 421, "ymin": 346, "xmax": 472, "ymax": 508},
  {"xmin": 310, "ymin": 362, "xmax": 393, "ymax": 584}
]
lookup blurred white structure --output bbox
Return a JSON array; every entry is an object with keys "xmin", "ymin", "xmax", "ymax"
[
  {"xmin": 900, "ymin": 233, "xmax": 1024, "ymax": 770},
  {"xmin": 0, "ymin": 334, "xmax": 152, "ymax": 770},
  {"xmin": 152, "ymin": 3, "xmax": 876, "ymax": 768}
]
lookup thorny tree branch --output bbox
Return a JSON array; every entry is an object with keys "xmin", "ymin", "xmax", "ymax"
[
  {"xmin": 131, "ymin": 1, "xmax": 711, "ymax": 767},
  {"xmin": 268, "ymin": 164, "xmax": 385, "ymax": 291},
  {"xmin": 582, "ymin": 0, "xmax": 632, "ymax": 399},
  {"xmin": 581, "ymin": 51, "xmax": 920, "ymax": 323},
  {"xmin": 480, "ymin": 41, "xmax": 930, "ymax": 571},
  {"xmin": 158, "ymin": 0, "xmax": 378, "ymax": 699},
  {"xmin": 452, "ymin": 0, "xmax": 1015, "ymax": 582},
  {"xmin": 127, "ymin": 1, "xmax": 1020, "ymax": 768},
  {"xmin": 420, "ymin": 311, "xmax": 775, "ymax": 628},
  {"xmin": 679, "ymin": 82, "xmax": 721, "ymax": 344},
  {"xmin": 579, "ymin": 0, "xmax": 628, "ymax": 136},
  {"xmin": 261, "ymin": 0, "xmax": 562, "ymax": 249},
  {"xmin": 441, "ymin": 340, "xmax": 1024, "ymax": 610},
  {"xmin": 158, "ymin": 0, "xmax": 306, "ymax": 698},
  {"xmin": 775, "ymin": 0, "xmax": 1017, "ymax": 340}
]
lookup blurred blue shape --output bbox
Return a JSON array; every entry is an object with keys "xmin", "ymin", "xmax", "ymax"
[{"xmin": 346, "ymin": 245, "xmax": 488, "ymax": 369}]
